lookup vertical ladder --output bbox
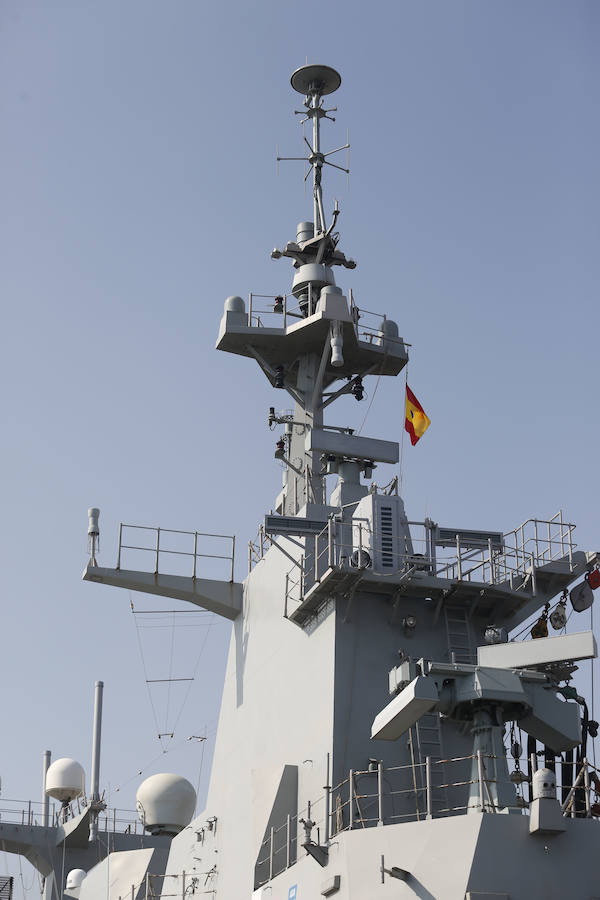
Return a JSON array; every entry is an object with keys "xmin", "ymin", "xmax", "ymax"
[
  {"xmin": 415, "ymin": 714, "xmax": 448, "ymax": 816},
  {"xmin": 444, "ymin": 605, "xmax": 475, "ymax": 664}
]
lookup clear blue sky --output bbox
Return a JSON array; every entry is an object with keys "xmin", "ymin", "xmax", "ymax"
[{"xmin": 1, "ymin": 0, "xmax": 598, "ymax": 880}]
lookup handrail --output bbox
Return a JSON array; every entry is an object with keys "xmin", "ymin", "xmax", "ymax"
[
  {"xmin": 116, "ymin": 523, "xmax": 236, "ymax": 582},
  {"xmin": 283, "ymin": 512, "xmax": 579, "ymax": 613},
  {"xmin": 254, "ymin": 750, "xmax": 598, "ymax": 888}
]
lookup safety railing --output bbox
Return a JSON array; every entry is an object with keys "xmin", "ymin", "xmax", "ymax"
[
  {"xmin": 0, "ymin": 798, "xmax": 59, "ymax": 827},
  {"xmin": 246, "ymin": 291, "xmax": 405, "ymax": 354},
  {"xmin": 116, "ymin": 524, "xmax": 236, "ymax": 583},
  {"xmin": 0, "ymin": 798, "xmax": 140, "ymax": 833},
  {"xmin": 247, "ymin": 524, "xmax": 274, "ymax": 574},
  {"xmin": 116, "ymin": 870, "xmax": 218, "ymax": 900},
  {"xmin": 282, "ymin": 512, "xmax": 577, "ymax": 613},
  {"xmin": 247, "ymin": 292, "xmax": 314, "ymax": 329},
  {"xmin": 254, "ymin": 751, "xmax": 600, "ymax": 889}
]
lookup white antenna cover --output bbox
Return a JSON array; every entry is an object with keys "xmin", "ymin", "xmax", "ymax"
[
  {"xmin": 66, "ymin": 871, "xmax": 87, "ymax": 891},
  {"xmin": 136, "ymin": 773, "xmax": 196, "ymax": 835},
  {"xmin": 88, "ymin": 508, "xmax": 100, "ymax": 536},
  {"xmin": 532, "ymin": 767, "xmax": 557, "ymax": 800},
  {"xmin": 45, "ymin": 758, "xmax": 85, "ymax": 802}
]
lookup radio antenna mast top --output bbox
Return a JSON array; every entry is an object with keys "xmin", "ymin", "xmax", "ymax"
[{"xmin": 278, "ymin": 64, "xmax": 349, "ymax": 237}]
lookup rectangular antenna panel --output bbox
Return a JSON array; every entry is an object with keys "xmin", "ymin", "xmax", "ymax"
[
  {"xmin": 434, "ymin": 526, "xmax": 504, "ymax": 551},
  {"xmin": 264, "ymin": 515, "xmax": 330, "ymax": 537},
  {"xmin": 307, "ymin": 429, "xmax": 399, "ymax": 464},
  {"xmin": 478, "ymin": 630, "xmax": 597, "ymax": 669},
  {"xmin": 371, "ymin": 676, "xmax": 440, "ymax": 741}
]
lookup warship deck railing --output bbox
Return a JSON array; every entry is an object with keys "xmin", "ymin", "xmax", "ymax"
[
  {"xmin": 272, "ymin": 511, "xmax": 577, "ymax": 617},
  {"xmin": 115, "ymin": 524, "xmax": 236, "ymax": 582},
  {"xmin": 0, "ymin": 798, "xmax": 140, "ymax": 833},
  {"xmin": 254, "ymin": 752, "xmax": 600, "ymax": 889},
  {"xmin": 246, "ymin": 290, "xmax": 407, "ymax": 350}
]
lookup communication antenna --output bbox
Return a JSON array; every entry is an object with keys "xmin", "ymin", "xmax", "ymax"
[
  {"xmin": 277, "ymin": 64, "xmax": 349, "ymax": 237},
  {"xmin": 88, "ymin": 508, "xmax": 100, "ymax": 566}
]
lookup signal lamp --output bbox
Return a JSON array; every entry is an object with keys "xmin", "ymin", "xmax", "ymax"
[
  {"xmin": 274, "ymin": 296, "xmax": 284, "ymax": 314},
  {"xmin": 274, "ymin": 366, "xmax": 285, "ymax": 389},
  {"xmin": 352, "ymin": 377, "xmax": 364, "ymax": 401},
  {"xmin": 274, "ymin": 438, "xmax": 285, "ymax": 460}
]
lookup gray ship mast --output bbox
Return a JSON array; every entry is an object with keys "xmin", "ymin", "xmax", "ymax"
[
  {"xmin": 76, "ymin": 65, "xmax": 600, "ymax": 899},
  {"xmin": 7, "ymin": 64, "xmax": 600, "ymax": 900}
]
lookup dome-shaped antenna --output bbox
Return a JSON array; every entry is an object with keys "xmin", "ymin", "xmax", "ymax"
[
  {"xmin": 45, "ymin": 758, "xmax": 85, "ymax": 803},
  {"xmin": 136, "ymin": 773, "xmax": 196, "ymax": 836}
]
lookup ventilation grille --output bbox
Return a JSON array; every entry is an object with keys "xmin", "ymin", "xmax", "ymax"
[{"xmin": 380, "ymin": 505, "xmax": 394, "ymax": 567}]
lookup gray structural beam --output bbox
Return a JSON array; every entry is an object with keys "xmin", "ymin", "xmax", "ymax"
[{"xmin": 82, "ymin": 566, "xmax": 242, "ymax": 620}]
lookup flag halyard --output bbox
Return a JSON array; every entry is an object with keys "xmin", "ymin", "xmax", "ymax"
[{"xmin": 405, "ymin": 385, "xmax": 431, "ymax": 446}]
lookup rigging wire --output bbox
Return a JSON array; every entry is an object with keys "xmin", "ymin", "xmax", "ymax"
[
  {"xmin": 170, "ymin": 618, "xmax": 214, "ymax": 737},
  {"xmin": 398, "ymin": 369, "xmax": 408, "ymax": 492},
  {"xmin": 164, "ymin": 612, "xmax": 177, "ymax": 742},
  {"xmin": 113, "ymin": 738, "xmax": 189, "ymax": 795},
  {"xmin": 194, "ymin": 730, "xmax": 207, "ymax": 815},
  {"xmin": 129, "ymin": 593, "xmax": 216, "ymax": 750},
  {"xmin": 356, "ymin": 375, "xmax": 381, "ymax": 435},
  {"xmin": 17, "ymin": 855, "xmax": 36, "ymax": 900},
  {"xmin": 130, "ymin": 594, "xmax": 165, "ymax": 746}
]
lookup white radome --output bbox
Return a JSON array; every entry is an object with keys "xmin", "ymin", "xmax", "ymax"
[
  {"xmin": 45, "ymin": 758, "xmax": 86, "ymax": 802},
  {"xmin": 66, "ymin": 870, "xmax": 87, "ymax": 891},
  {"xmin": 136, "ymin": 773, "xmax": 196, "ymax": 835}
]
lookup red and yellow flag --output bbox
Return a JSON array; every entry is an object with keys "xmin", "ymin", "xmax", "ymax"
[{"xmin": 405, "ymin": 385, "xmax": 431, "ymax": 446}]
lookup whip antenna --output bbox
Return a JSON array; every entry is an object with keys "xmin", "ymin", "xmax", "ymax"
[{"xmin": 277, "ymin": 64, "xmax": 349, "ymax": 237}]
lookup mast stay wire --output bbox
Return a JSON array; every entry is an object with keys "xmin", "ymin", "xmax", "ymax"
[
  {"xmin": 164, "ymin": 611, "xmax": 177, "ymax": 741},
  {"xmin": 129, "ymin": 594, "xmax": 215, "ymax": 749},
  {"xmin": 130, "ymin": 593, "xmax": 164, "ymax": 746},
  {"xmin": 398, "ymin": 369, "xmax": 408, "ymax": 493}
]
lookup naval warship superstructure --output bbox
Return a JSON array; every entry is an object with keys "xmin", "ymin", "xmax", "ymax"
[{"xmin": 3, "ymin": 65, "xmax": 600, "ymax": 900}]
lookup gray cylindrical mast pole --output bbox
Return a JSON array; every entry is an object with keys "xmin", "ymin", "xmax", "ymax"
[
  {"xmin": 89, "ymin": 680, "xmax": 104, "ymax": 841},
  {"xmin": 42, "ymin": 750, "xmax": 51, "ymax": 827},
  {"xmin": 312, "ymin": 91, "xmax": 321, "ymax": 234}
]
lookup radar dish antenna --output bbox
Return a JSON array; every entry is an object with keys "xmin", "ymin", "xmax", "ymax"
[
  {"xmin": 290, "ymin": 64, "xmax": 341, "ymax": 96},
  {"xmin": 278, "ymin": 64, "xmax": 349, "ymax": 238}
]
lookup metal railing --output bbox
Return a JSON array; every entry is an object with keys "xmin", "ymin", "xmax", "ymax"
[
  {"xmin": 281, "ymin": 512, "xmax": 577, "ymax": 613},
  {"xmin": 245, "ymin": 291, "xmax": 407, "ymax": 353},
  {"xmin": 116, "ymin": 870, "xmax": 218, "ymax": 900},
  {"xmin": 116, "ymin": 524, "xmax": 236, "ymax": 583},
  {"xmin": 254, "ymin": 751, "xmax": 600, "ymax": 888},
  {"xmin": 0, "ymin": 798, "xmax": 140, "ymax": 833}
]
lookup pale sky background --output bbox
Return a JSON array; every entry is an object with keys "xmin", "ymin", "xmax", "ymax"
[{"xmin": 1, "ymin": 1, "xmax": 599, "ymax": 890}]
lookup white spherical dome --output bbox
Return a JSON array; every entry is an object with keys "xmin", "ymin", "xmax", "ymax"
[
  {"xmin": 66, "ymin": 870, "xmax": 87, "ymax": 891},
  {"xmin": 136, "ymin": 773, "xmax": 196, "ymax": 835},
  {"xmin": 45, "ymin": 758, "xmax": 85, "ymax": 802}
]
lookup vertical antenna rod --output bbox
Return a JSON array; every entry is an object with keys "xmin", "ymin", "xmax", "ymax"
[
  {"xmin": 89, "ymin": 680, "xmax": 104, "ymax": 842},
  {"xmin": 277, "ymin": 64, "xmax": 349, "ymax": 238},
  {"xmin": 41, "ymin": 750, "xmax": 51, "ymax": 827}
]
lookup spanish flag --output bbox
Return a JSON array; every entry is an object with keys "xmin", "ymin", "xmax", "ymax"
[{"xmin": 405, "ymin": 385, "xmax": 431, "ymax": 446}]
